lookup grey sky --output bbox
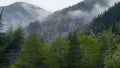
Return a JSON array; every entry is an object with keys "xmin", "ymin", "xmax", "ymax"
[{"xmin": 0, "ymin": 0, "xmax": 83, "ymax": 12}]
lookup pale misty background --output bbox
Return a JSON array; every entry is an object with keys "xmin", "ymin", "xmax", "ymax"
[{"xmin": 0, "ymin": 0, "xmax": 83, "ymax": 12}]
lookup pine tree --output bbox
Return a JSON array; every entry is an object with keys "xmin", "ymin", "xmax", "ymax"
[
  {"xmin": 66, "ymin": 32, "xmax": 82, "ymax": 68},
  {"xmin": 10, "ymin": 32, "xmax": 45, "ymax": 68},
  {"xmin": 104, "ymin": 45, "xmax": 120, "ymax": 68},
  {"xmin": 44, "ymin": 36, "xmax": 68, "ymax": 68},
  {"xmin": 3, "ymin": 25, "xmax": 24, "ymax": 67},
  {"xmin": 0, "ymin": 8, "xmax": 4, "ymax": 46},
  {"xmin": 0, "ymin": 8, "xmax": 9, "ymax": 68},
  {"xmin": 78, "ymin": 36, "xmax": 100, "ymax": 68}
]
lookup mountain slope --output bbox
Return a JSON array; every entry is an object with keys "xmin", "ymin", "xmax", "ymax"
[
  {"xmin": 0, "ymin": 2, "xmax": 50, "ymax": 30},
  {"xmin": 27, "ymin": 0, "xmax": 119, "ymax": 42},
  {"xmin": 85, "ymin": 2, "xmax": 120, "ymax": 35}
]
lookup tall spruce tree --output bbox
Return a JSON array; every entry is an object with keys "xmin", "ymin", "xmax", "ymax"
[
  {"xmin": 104, "ymin": 45, "xmax": 120, "ymax": 68},
  {"xmin": 78, "ymin": 36, "xmax": 100, "ymax": 68},
  {"xmin": 0, "ymin": 8, "xmax": 8, "ymax": 68},
  {"xmin": 4, "ymin": 25, "xmax": 24, "ymax": 67},
  {"xmin": 0, "ymin": 8, "xmax": 4, "ymax": 46},
  {"xmin": 66, "ymin": 32, "xmax": 82, "ymax": 68},
  {"xmin": 44, "ymin": 36, "xmax": 68, "ymax": 68},
  {"xmin": 10, "ymin": 32, "xmax": 45, "ymax": 68}
]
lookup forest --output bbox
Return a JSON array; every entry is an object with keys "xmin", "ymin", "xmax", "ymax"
[{"xmin": 0, "ymin": 2, "xmax": 120, "ymax": 68}]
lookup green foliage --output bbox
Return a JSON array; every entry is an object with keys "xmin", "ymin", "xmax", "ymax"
[
  {"xmin": 0, "ymin": 8, "xmax": 4, "ymax": 47},
  {"xmin": 104, "ymin": 45, "xmax": 120, "ymax": 68},
  {"xmin": 0, "ymin": 8, "xmax": 9, "ymax": 68},
  {"xmin": 4, "ymin": 25, "xmax": 24, "ymax": 52},
  {"xmin": 44, "ymin": 36, "xmax": 68, "ymax": 68},
  {"xmin": 10, "ymin": 32, "xmax": 45, "ymax": 68},
  {"xmin": 0, "ymin": 25, "xmax": 24, "ymax": 68},
  {"xmin": 78, "ymin": 36, "xmax": 100, "ymax": 68},
  {"xmin": 85, "ymin": 2, "xmax": 120, "ymax": 34},
  {"xmin": 65, "ymin": 32, "xmax": 82, "ymax": 68},
  {"xmin": 112, "ymin": 21, "xmax": 120, "ymax": 35}
]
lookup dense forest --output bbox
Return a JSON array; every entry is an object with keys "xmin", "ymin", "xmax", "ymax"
[{"xmin": 0, "ymin": 2, "xmax": 120, "ymax": 68}]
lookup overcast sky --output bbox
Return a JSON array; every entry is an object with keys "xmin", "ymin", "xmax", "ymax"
[{"xmin": 0, "ymin": 0, "xmax": 83, "ymax": 12}]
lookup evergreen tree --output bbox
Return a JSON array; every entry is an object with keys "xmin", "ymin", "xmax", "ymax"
[
  {"xmin": 78, "ymin": 36, "xmax": 100, "ymax": 68},
  {"xmin": 10, "ymin": 32, "xmax": 45, "ymax": 68},
  {"xmin": 4, "ymin": 25, "xmax": 24, "ymax": 66},
  {"xmin": 0, "ymin": 8, "xmax": 4, "ymax": 47},
  {"xmin": 44, "ymin": 36, "xmax": 68, "ymax": 68},
  {"xmin": 0, "ymin": 8, "xmax": 9, "ymax": 68},
  {"xmin": 66, "ymin": 32, "xmax": 82, "ymax": 68},
  {"xmin": 104, "ymin": 45, "xmax": 120, "ymax": 68},
  {"xmin": 85, "ymin": 2, "xmax": 120, "ymax": 34},
  {"xmin": 112, "ymin": 21, "xmax": 120, "ymax": 35}
]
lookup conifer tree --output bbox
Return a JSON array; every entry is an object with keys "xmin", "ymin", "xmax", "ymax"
[
  {"xmin": 104, "ymin": 45, "xmax": 120, "ymax": 68},
  {"xmin": 0, "ymin": 8, "xmax": 9, "ymax": 68},
  {"xmin": 66, "ymin": 32, "xmax": 82, "ymax": 68},
  {"xmin": 44, "ymin": 36, "xmax": 68, "ymax": 68},
  {"xmin": 78, "ymin": 36, "xmax": 100, "ymax": 68},
  {"xmin": 4, "ymin": 25, "xmax": 24, "ymax": 67},
  {"xmin": 10, "ymin": 32, "xmax": 45, "ymax": 68}
]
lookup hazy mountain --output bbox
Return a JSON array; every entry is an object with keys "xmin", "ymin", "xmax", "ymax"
[
  {"xmin": 0, "ymin": 2, "xmax": 50, "ymax": 30},
  {"xmin": 85, "ymin": 2, "xmax": 120, "ymax": 35},
  {"xmin": 1, "ymin": 0, "xmax": 119, "ymax": 42},
  {"xmin": 27, "ymin": 0, "xmax": 120, "ymax": 42}
]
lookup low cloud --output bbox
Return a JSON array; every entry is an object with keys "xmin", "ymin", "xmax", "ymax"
[{"xmin": 69, "ymin": 0, "xmax": 120, "ymax": 24}]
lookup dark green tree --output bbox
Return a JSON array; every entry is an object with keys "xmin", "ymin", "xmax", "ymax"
[
  {"xmin": 0, "ymin": 8, "xmax": 9, "ymax": 68},
  {"xmin": 10, "ymin": 32, "xmax": 45, "ymax": 68},
  {"xmin": 44, "ymin": 36, "xmax": 68, "ymax": 68},
  {"xmin": 0, "ymin": 8, "xmax": 4, "ymax": 46},
  {"xmin": 3, "ymin": 25, "xmax": 24, "ymax": 67},
  {"xmin": 66, "ymin": 32, "xmax": 82, "ymax": 68},
  {"xmin": 78, "ymin": 36, "xmax": 100, "ymax": 68},
  {"xmin": 104, "ymin": 45, "xmax": 120, "ymax": 68}
]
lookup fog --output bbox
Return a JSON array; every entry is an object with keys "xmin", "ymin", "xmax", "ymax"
[{"xmin": 69, "ymin": 0, "xmax": 120, "ymax": 24}]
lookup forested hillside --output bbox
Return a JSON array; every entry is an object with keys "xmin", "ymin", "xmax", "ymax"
[
  {"xmin": 85, "ymin": 2, "xmax": 120, "ymax": 34},
  {"xmin": 27, "ymin": 0, "xmax": 116, "ymax": 42},
  {"xmin": 1, "ymin": 1, "xmax": 120, "ymax": 68}
]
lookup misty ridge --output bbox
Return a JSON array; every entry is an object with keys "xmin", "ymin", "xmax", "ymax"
[
  {"xmin": 66, "ymin": 0, "xmax": 119, "ymax": 24},
  {"xmin": 0, "ymin": 0, "xmax": 120, "ymax": 42},
  {"xmin": 0, "ymin": 2, "xmax": 50, "ymax": 31},
  {"xmin": 26, "ymin": 0, "xmax": 120, "ymax": 42}
]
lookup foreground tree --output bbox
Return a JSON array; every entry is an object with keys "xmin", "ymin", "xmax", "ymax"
[
  {"xmin": 0, "ymin": 8, "xmax": 4, "ymax": 48},
  {"xmin": 0, "ymin": 8, "xmax": 9, "ymax": 68},
  {"xmin": 44, "ymin": 36, "xmax": 68, "ymax": 68},
  {"xmin": 78, "ymin": 36, "xmax": 100, "ymax": 68},
  {"xmin": 104, "ymin": 45, "xmax": 120, "ymax": 68},
  {"xmin": 66, "ymin": 32, "xmax": 82, "ymax": 68},
  {"xmin": 4, "ymin": 25, "xmax": 24, "ymax": 66},
  {"xmin": 97, "ymin": 29, "xmax": 120, "ymax": 68},
  {"xmin": 10, "ymin": 32, "xmax": 45, "ymax": 68}
]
